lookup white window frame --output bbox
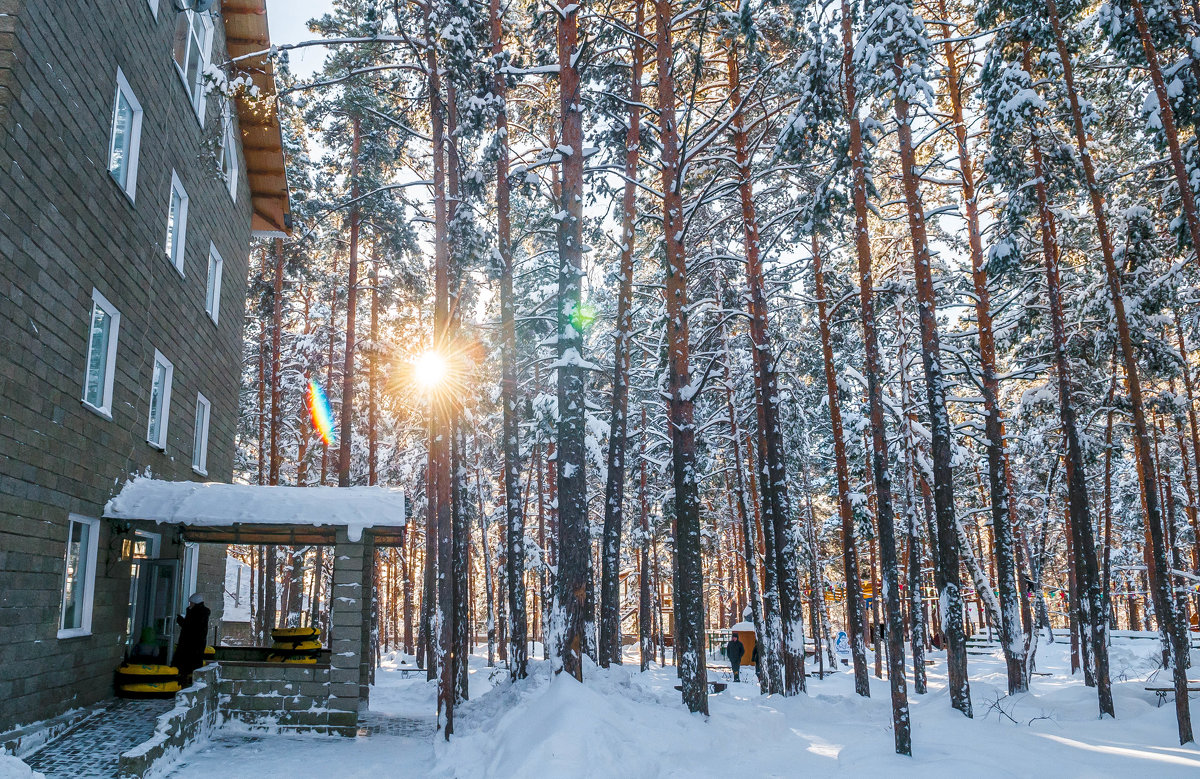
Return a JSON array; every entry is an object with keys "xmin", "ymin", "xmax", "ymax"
[
  {"xmin": 173, "ymin": 10, "xmax": 214, "ymax": 122},
  {"xmin": 146, "ymin": 349, "xmax": 175, "ymax": 450},
  {"xmin": 82, "ymin": 288, "xmax": 120, "ymax": 419},
  {"xmin": 107, "ymin": 68, "xmax": 144, "ymax": 203},
  {"xmin": 58, "ymin": 515, "xmax": 100, "ymax": 639},
  {"xmin": 205, "ymin": 244, "xmax": 223, "ymax": 325},
  {"xmin": 218, "ymin": 102, "xmax": 239, "ymax": 201},
  {"xmin": 180, "ymin": 542, "xmax": 200, "ymax": 612},
  {"xmin": 192, "ymin": 392, "xmax": 211, "ymax": 475},
  {"xmin": 165, "ymin": 171, "xmax": 189, "ymax": 276}
]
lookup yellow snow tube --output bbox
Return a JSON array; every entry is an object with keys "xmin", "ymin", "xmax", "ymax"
[
  {"xmin": 118, "ymin": 664, "xmax": 178, "ymax": 676},
  {"xmin": 271, "ymin": 640, "xmax": 321, "ymax": 653},
  {"xmin": 272, "ymin": 627, "xmax": 321, "ymax": 641},
  {"xmin": 120, "ymin": 681, "xmax": 181, "ymax": 695}
]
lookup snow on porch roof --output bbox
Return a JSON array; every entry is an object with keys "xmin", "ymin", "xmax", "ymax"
[{"xmin": 104, "ymin": 478, "xmax": 406, "ymax": 545}]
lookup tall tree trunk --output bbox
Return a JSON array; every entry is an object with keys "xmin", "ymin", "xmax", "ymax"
[
  {"xmin": 368, "ymin": 257, "xmax": 379, "ymax": 486},
  {"xmin": 337, "ymin": 116, "xmax": 361, "ymax": 488},
  {"xmin": 492, "ymin": 0, "xmax": 527, "ymax": 683},
  {"xmin": 423, "ymin": 9, "xmax": 456, "ymax": 734},
  {"xmin": 269, "ymin": 239, "xmax": 284, "ymax": 486},
  {"xmin": 935, "ymin": 0, "xmax": 1025, "ymax": 694},
  {"xmin": 1021, "ymin": 37, "xmax": 1115, "ymax": 720},
  {"xmin": 656, "ymin": 0, "xmax": 708, "ymax": 714},
  {"xmin": 811, "ymin": 234, "xmax": 869, "ymax": 696},
  {"xmin": 639, "ymin": 418, "xmax": 652, "ymax": 672},
  {"xmin": 727, "ymin": 40, "xmax": 805, "ymax": 698},
  {"xmin": 552, "ymin": 0, "xmax": 589, "ymax": 682},
  {"xmin": 600, "ymin": 0, "xmax": 645, "ymax": 669},
  {"xmin": 892, "ymin": 49, "xmax": 962, "ymax": 722},
  {"xmin": 840, "ymin": 0, "xmax": 911, "ymax": 752},
  {"xmin": 1045, "ymin": 5, "xmax": 1157, "ymax": 724}
]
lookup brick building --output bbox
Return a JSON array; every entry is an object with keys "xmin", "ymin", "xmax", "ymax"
[{"xmin": 0, "ymin": 0, "xmax": 288, "ymax": 735}]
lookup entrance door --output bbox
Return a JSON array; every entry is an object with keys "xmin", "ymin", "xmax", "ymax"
[
  {"xmin": 141, "ymin": 559, "xmax": 179, "ymax": 659},
  {"xmin": 129, "ymin": 559, "xmax": 178, "ymax": 663}
]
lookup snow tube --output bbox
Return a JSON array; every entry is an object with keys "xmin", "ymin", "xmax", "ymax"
[
  {"xmin": 272, "ymin": 627, "xmax": 321, "ymax": 641},
  {"xmin": 270, "ymin": 640, "xmax": 321, "ymax": 653},
  {"xmin": 116, "ymin": 664, "xmax": 180, "ymax": 686},
  {"xmin": 117, "ymin": 681, "xmax": 181, "ymax": 698}
]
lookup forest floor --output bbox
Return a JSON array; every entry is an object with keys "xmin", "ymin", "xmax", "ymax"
[{"xmin": 6, "ymin": 638, "xmax": 1198, "ymax": 778}]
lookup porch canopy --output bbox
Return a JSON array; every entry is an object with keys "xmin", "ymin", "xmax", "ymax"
[{"xmin": 103, "ymin": 477, "xmax": 407, "ymax": 546}]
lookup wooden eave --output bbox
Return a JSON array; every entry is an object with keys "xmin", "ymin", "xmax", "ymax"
[
  {"xmin": 180, "ymin": 524, "xmax": 407, "ymax": 547},
  {"xmin": 221, "ymin": 0, "xmax": 291, "ymax": 236}
]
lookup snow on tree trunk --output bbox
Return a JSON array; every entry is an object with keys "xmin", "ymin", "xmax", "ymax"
[
  {"xmin": 656, "ymin": 0, "xmax": 707, "ymax": 715},
  {"xmin": 552, "ymin": 0, "xmax": 590, "ymax": 683},
  {"xmin": 839, "ymin": 0, "xmax": 911, "ymax": 752}
]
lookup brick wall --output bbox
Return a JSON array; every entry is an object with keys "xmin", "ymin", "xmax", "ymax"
[{"xmin": 0, "ymin": 0, "xmax": 253, "ymax": 733}]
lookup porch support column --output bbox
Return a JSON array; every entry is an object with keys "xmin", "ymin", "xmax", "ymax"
[{"xmin": 329, "ymin": 528, "xmax": 368, "ymax": 735}]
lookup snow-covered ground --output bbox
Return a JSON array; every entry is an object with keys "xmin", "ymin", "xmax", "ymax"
[{"xmin": 9, "ymin": 639, "xmax": 1198, "ymax": 777}]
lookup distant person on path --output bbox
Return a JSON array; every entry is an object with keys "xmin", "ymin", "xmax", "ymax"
[
  {"xmin": 172, "ymin": 593, "xmax": 210, "ymax": 685},
  {"xmin": 727, "ymin": 634, "xmax": 745, "ymax": 682}
]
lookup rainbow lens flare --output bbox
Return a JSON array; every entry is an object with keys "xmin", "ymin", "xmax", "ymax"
[{"xmin": 305, "ymin": 379, "xmax": 337, "ymax": 446}]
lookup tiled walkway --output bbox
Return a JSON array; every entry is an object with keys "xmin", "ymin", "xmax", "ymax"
[
  {"xmin": 357, "ymin": 710, "xmax": 434, "ymax": 738},
  {"xmin": 24, "ymin": 698, "xmax": 173, "ymax": 778}
]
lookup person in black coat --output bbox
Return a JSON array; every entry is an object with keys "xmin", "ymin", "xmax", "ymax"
[
  {"xmin": 726, "ymin": 634, "xmax": 745, "ymax": 682},
  {"xmin": 172, "ymin": 593, "xmax": 210, "ymax": 685}
]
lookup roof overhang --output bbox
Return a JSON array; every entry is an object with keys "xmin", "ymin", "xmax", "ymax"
[
  {"xmin": 104, "ymin": 478, "xmax": 407, "ymax": 546},
  {"xmin": 221, "ymin": 0, "xmax": 292, "ymax": 237}
]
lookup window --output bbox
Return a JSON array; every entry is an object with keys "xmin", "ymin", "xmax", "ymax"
[
  {"xmin": 165, "ymin": 172, "xmax": 189, "ymax": 275},
  {"xmin": 218, "ymin": 101, "xmax": 239, "ymax": 200},
  {"xmin": 146, "ymin": 349, "xmax": 174, "ymax": 449},
  {"xmin": 59, "ymin": 515, "xmax": 100, "ymax": 639},
  {"xmin": 192, "ymin": 393, "xmax": 211, "ymax": 475},
  {"xmin": 180, "ymin": 542, "xmax": 199, "ymax": 612},
  {"xmin": 173, "ymin": 10, "xmax": 213, "ymax": 120},
  {"xmin": 205, "ymin": 245, "xmax": 223, "ymax": 324},
  {"xmin": 82, "ymin": 289, "xmax": 120, "ymax": 417},
  {"xmin": 107, "ymin": 68, "xmax": 144, "ymax": 201}
]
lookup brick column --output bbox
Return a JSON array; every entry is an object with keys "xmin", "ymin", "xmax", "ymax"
[
  {"xmin": 328, "ymin": 529, "xmax": 366, "ymax": 735},
  {"xmin": 360, "ymin": 534, "xmax": 374, "ymax": 704}
]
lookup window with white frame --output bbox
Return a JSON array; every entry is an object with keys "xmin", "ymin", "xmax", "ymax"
[
  {"xmin": 218, "ymin": 102, "xmax": 239, "ymax": 200},
  {"xmin": 173, "ymin": 9, "xmax": 213, "ymax": 120},
  {"xmin": 165, "ymin": 171, "xmax": 189, "ymax": 275},
  {"xmin": 192, "ymin": 392, "xmax": 211, "ymax": 475},
  {"xmin": 205, "ymin": 245, "xmax": 223, "ymax": 324},
  {"xmin": 180, "ymin": 542, "xmax": 200, "ymax": 611},
  {"xmin": 107, "ymin": 68, "xmax": 144, "ymax": 201},
  {"xmin": 59, "ymin": 515, "xmax": 100, "ymax": 639},
  {"xmin": 146, "ymin": 349, "xmax": 174, "ymax": 449},
  {"xmin": 82, "ymin": 289, "xmax": 120, "ymax": 417}
]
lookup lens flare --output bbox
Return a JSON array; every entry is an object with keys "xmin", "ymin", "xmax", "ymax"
[
  {"xmin": 305, "ymin": 378, "xmax": 337, "ymax": 446},
  {"xmin": 414, "ymin": 350, "xmax": 449, "ymax": 390}
]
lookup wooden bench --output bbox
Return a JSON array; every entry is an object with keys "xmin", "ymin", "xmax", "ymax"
[{"xmin": 1144, "ymin": 683, "xmax": 1200, "ymax": 706}]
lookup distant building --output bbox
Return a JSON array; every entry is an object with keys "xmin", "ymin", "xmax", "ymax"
[{"xmin": 0, "ymin": 0, "xmax": 288, "ymax": 735}]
